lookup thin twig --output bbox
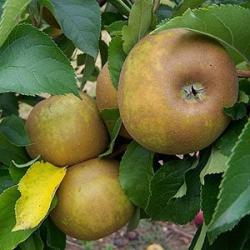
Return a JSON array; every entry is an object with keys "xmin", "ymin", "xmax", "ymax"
[{"xmin": 237, "ymin": 69, "xmax": 250, "ymax": 78}]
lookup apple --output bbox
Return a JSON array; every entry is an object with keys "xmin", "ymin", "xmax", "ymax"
[
  {"xmin": 118, "ymin": 28, "xmax": 238, "ymax": 155},
  {"xmin": 26, "ymin": 94, "xmax": 108, "ymax": 167},
  {"xmin": 50, "ymin": 158, "xmax": 134, "ymax": 240},
  {"xmin": 96, "ymin": 63, "xmax": 131, "ymax": 139}
]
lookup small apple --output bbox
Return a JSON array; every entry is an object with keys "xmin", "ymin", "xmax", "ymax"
[
  {"xmin": 26, "ymin": 94, "xmax": 108, "ymax": 167},
  {"xmin": 50, "ymin": 158, "xmax": 134, "ymax": 240},
  {"xmin": 96, "ymin": 63, "xmax": 131, "ymax": 139}
]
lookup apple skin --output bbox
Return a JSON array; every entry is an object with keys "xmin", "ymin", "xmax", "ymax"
[
  {"xmin": 96, "ymin": 63, "xmax": 131, "ymax": 139},
  {"xmin": 26, "ymin": 94, "xmax": 108, "ymax": 167},
  {"xmin": 50, "ymin": 158, "xmax": 134, "ymax": 240},
  {"xmin": 118, "ymin": 28, "xmax": 238, "ymax": 155}
]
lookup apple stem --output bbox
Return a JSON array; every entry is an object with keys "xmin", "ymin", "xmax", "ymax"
[{"xmin": 237, "ymin": 70, "xmax": 250, "ymax": 78}]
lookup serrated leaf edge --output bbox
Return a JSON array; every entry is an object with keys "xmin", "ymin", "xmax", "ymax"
[{"xmin": 207, "ymin": 119, "xmax": 250, "ymax": 243}]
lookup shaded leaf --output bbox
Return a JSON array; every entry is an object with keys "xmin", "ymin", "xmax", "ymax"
[
  {"xmin": 0, "ymin": 186, "xmax": 35, "ymax": 250},
  {"xmin": 51, "ymin": 0, "xmax": 101, "ymax": 58},
  {"xmin": 224, "ymin": 103, "xmax": 248, "ymax": 120},
  {"xmin": 215, "ymin": 118, "xmax": 247, "ymax": 156},
  {"xmin": 119, "ymin": 141, "xmax": 154, "ymax": 208},
  {"xmin": 19, "ymin": 231, "xmax": 44, "ymax": 250},
  {"xmin": 9, "ymin": 164, "xmax": 27, "ymax": 184},
  {"xmin": 13, "ymin": 161, "xmax": 66, "ymax": 231},
  {"xmin": 0, "ymin": 115, "xmax": 31, "ymax": 146},
  {"xmin": 108, "ymin": 36, "xmax": 126, "ymax": 89},
  {"xmin": 42, "ymin": 218, "xmax": 66, "ymax": 250},
  {"xmin": 154, "ymin": 5, "xmax": 250, "ymax": 64},
  {"xmin": 200, "ymin": 148, "xmax": 228, "ymax": 185},
  {"xmin": 0, "ymin": 24, "xmax": 78, "ymax": 95},
  {"xmin": 201, "ymin": 174, "xmax": 222, "ymax": 225},
  {"xmin": 208, "ymin": 120, "xmax": 250, "ymax": 242},
  {"xmin": 189, "ymin": 224, "xmax": 207, "ymax": 250},
  {"xmin": 0, "ymin": 93, "xmax": 18, "ymax": 117},
  {"xmin": 173, "ymin": 0, "xmax": 205, "ymax": 16},
  {"xmin": 122, "ymin": 0, "xmax": 153, "ymax": 53},
  {"xmin": 99, "ymin": 117, "xmax": 122, "ymax": 157},
  {"xmin": 106, "ymin": 20, "xmax": 127, "ymax": 37},
  {"xmin": 0, "ymin": 168, "xmax": 14, "ymax": 193},
  {"xmin": 127, "ymin": 207, "xmax": 140, "ymax": 232},
  {"xmin": 0, "ymin": 132, "xmax": 29, "ymax": 166},
  {"xmin": 99, "ymin": 39, "xmax": 108, "ymax": 66}
]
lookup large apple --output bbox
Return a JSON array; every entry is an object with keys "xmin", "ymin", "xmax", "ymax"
[
  {"xmin": 26, "ymin": 94, "xmax": 108, "ymax": 166},
  {"xmin": 50, "ymin": 158, "xmax": 134, "ymax": 240},
  {"xmin": 96, "ymin": 63, "xmax": 131, "ymax": 138},
  {"xmin": 118, "ymin": 28, "xmax": 238, "ymax": 155}
]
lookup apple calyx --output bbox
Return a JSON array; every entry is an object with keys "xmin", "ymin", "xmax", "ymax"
[{"xmin": 181, "ymin": 82, "xmax": 206, "ymax": 102}]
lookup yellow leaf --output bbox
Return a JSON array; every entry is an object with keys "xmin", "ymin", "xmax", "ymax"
[{"xmin": 12, "ymin": 161, "xmax": 66, "ymax": 231}]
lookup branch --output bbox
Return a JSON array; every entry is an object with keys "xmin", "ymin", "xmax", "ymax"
[{"xmin": 237, "ymin": 69, "xmax": 250, "ymax": 78}]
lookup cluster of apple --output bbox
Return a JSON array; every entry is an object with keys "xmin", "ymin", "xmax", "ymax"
[{"xmin": 25, "ymin": 28, "xmax": 238, "ymax": 240}]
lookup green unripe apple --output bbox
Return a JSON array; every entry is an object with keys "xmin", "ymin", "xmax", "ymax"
[
  {"xmin": 118, "ymin": 28, "xmax": 238, "ymax": 155},
  {"xmin": 50, "ymin": 158, "xmax": 134, "ymax": 240},
  {"xmin": 26, "ymin": 94, "xmax": 108, "ymax": 167}
]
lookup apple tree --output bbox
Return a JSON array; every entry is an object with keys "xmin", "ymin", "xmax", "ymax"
[{"xmin": 0, "ymin": 0, "xmax": 250, "ymax": 249}]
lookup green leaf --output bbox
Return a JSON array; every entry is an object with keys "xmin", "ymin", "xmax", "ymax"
[
  {"xmin": 189, "ymin": 224, "xmax": 207, "ymax": 250},
  {"xmin": 0, "ymin": 115, "xmax": 31, "ymax": 147},
  {"xmin": 201, "ymin": 174, "xmax": 222, "ymax": 225},
  {"xmin": 81, "ymin": 55, "xmax": 96, "ymax": 86},
  {"xmin": 0, "ymin": 0, "xmax": 31, "ymax": 47},
  {"xmin": 119, "ymin": 141, "xmax": 154, "ymax": 208},
  {"xmin": 0, "ymin": 93, "xmax": 18, "ymax": 117},
  {"xmin": 0, "ymin": 186, "xmax": 35, "ymax": 250},
  {"xmin": 203, "ymin": 216, "xmax": 250, "ymax": 250},
  {"xmin": 107, "ymin": 0, "xmax": 130, "ymax": 16},
  {"xmin": 51, "ymin": 0, "xmax": 101, "ymax": 58},
  {"xmin": 99, "ymin": 117, "xmax": 122, "ymax": 157},
  {"xmin": 200, "ymin": 148, "xmax": 228, "ymax": 185},
  {"xmin": 0, "ymin": 132, "xmax": 29, "ymax": 166},
  {"xmin": 208, "ymin": 119, "xmax": 250, "ymax": 242},
  {"xmin": 151, "ymin": 162, "xmax": 202, "ymax": 224},
  {"xmin": 9, "ymin": 164, "xmax": 27, "ymax": 183},
  {"xmin": 154, "ymin": 5, "xmax": 250, "ymax": 64},
  {"xmin": 127, "ymin": 207, "xmax": 140, "ymax": 232},
  {"xmin": 0, "ymin": 0, "xmax": 4, "ymax": 17},
  {"xmin": 122, "ymin": 0, "xmax": 153, "ymax": 54},
  {"xmin": 100, "ymin": 40, "xmax": 108, "ymax": 67},
  {"xmin": 239, "ymin": 90, "xmax": 249, "ymax": 104},
  {"xmin": 108, "ymin": 36, "xmax": 126, "ymax": 89},
  {"xmin": 100, "ymin": 108, "xmax": 120, "ymax": 135},
  {"xmin": 174, "ymin": 0, "xmax": 205, "ymax": 17},
  {"xmin": 19, "ymin": 231, "xmax": 44, "ymax": 250},
  {"xmin": 146, "ymin": 158, "xmax": 196, "ymax": 221},
  {"xmin": 42, "ymin": 218, "xmax": 66, "ymax": 250},
  {"xmin": 0, "ymin": 24, "xmax": 78, "ymax": 95},
  {"xmin": 147, "ymin": 150, "xmax": 210, "ymax": 224},
  {"xmin": 18, "ymin": 95, "xmax": 44, "ymax": 106},
  {"xmin": 224, "ymin": 103, "xmax": 248, "ymax": 120},
  {"xmin": 0, "ymin": 168, "xmax": 14, "ymax": 193},
  {"xmin": 215, "ymin": 118, "xmax": 247, "ymax": 156},
  {"xmin": 99, "ymin": 108, "xmax": 122, "ymax": 157},
  {"xmin": 105, "ymin": 20, "xmax": 127, "ymax": 37},
  {"xmin": 54, "ymin": 34, "xmax": 75, "ymax": 59}
]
